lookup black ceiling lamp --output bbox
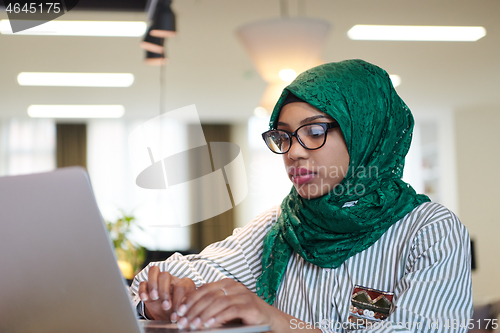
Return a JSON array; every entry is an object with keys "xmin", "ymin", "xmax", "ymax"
[
  {"xmin": 144, "ymin": 51, "xmax": 167, "ymax": 66},
  {"xmin": 149, "ymin": 0, "xmax": 176, "ymax": 38},
  {"xmin": 140, "ymin": 27, "xmax": 165, "ymax": 54},
  {"xmin": 141, "ymin": 0, "xmax": 175, "ymax": 64}
]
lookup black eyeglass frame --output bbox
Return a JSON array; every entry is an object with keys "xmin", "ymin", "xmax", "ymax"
[{"xmin": 262, "ymin": 122, "xmax": 341, "ymax": 154}]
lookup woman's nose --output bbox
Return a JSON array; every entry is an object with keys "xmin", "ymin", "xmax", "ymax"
[{"xmin": 287, "ymin": 136, "xmax": 309, "ymax": 160}]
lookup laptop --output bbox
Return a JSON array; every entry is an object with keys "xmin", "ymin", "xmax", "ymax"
[{"xmin": 0, "ymin": 167, "xmax": 270, "ymax": 333}]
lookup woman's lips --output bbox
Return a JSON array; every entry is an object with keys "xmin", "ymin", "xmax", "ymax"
[
  {"xmin": 290, "ymin": 168, "xmax": 316, "ymax": 185},
  {"xmin": 291, "ymin": 173, "xmax": 315, "ymax": 185}
]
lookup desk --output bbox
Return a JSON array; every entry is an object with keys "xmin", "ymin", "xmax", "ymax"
[{"xmin": 141, "ymin": 321, "xmax": 270, "ymax": 333}]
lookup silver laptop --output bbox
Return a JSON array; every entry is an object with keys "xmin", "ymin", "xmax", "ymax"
[{"xmin": 0, "ymin": 167, "xmax": 270, "ymax": 333}]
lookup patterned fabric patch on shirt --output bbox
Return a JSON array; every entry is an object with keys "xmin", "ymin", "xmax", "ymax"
[{"xmin": 347, "ymin": 285, "xmax": 395, "ymax": 329}]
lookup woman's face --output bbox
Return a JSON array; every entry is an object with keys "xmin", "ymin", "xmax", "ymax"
[{"xmin": 277, "ymin": 102, "xmax": 350, "ymax": 199}]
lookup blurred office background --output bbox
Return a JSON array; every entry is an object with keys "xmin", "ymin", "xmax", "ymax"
[{"xmin": 0, "ymin": 0, "xmax": 499, "ymax": 309}]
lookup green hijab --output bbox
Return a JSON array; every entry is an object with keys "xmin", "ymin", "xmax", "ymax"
[{"xmin": 256, "ymin": 59, "xmax": 430, "ymax": 304}]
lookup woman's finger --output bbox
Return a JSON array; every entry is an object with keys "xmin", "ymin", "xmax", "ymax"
[
  {"xmin": 157, "ymin": 271, "xmax": 173, "ymax": 311},
  {"xmin": 138, "ymin": 281, "xmax": 149, "ymax": 301},
  {"xmin": 147, "ymin": 265, "xmax": 160, "ymax": 301},
  {"xmin": 204, "ymin": 304, "xmax": 251, "ymax": 328},
  {"xmin": 176, "ymin": 290, "xmax": 234, "ymax": 330},
  {"xmin": 186, "ymin": 279, "xmax": 233, "ymax": 307},
  {"xmin": 197, "ymin": 294, "xmax": 245, "ymax": 329},
  {"xmin": 178, "ymin": 281, "xmax": 245, "ymax": 329},
  {"xmin": 172, "ymin": 278, "xmax": 197, "ymax": 315},
  {"xmin": 175, "ymin": 282, "xmax": 219, "ymax": 317}
]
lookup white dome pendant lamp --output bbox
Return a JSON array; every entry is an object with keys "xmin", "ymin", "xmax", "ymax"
[{"xmin": 236, "ymin": 16, "xmax": 330, "ymax": 113}]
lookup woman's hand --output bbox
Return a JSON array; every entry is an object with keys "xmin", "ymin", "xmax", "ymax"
[
  {"xmin": 173, "ymin": 278, "xmax": 319, "ymax": 332},
  {"xmin": 138, "ymin": 265, "xmax": 196, "ymax": 321}
]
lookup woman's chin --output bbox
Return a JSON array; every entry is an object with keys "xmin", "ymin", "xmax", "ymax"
[{"xmin": 295, "ymin": 186, "xmax": 324, "ymax": 200}]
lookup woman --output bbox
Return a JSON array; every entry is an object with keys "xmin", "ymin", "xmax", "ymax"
[{"xmin": 131, "ymin": 59, "xmax": 472, "ymax": 332}]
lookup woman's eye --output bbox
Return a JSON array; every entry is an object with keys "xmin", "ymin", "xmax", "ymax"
[{"xmin": 306, "ymin": 126, "xmax": 325, "ymax": 137}]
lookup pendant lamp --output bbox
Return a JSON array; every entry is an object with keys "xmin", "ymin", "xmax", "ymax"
[
  {"xmin": 144, "ymin": 51, "xmax": 167, "ymax": 66},
  {"xmin": 140, "ymin": 27, "xmax": 165, "ymax": 54},
  {"xmin": 150, "ymin": 0, "xmax": 176, "ymax": 38},
  {"xmin": 236, "ymin": 17, "xmax": 330, "ymax": 112},
  {"xmin": 236, "ymin": 17, "xmax": 329, "ymax": 82},
  {"xmin": 258, "ymin": 81, "xmax": 288, "ymax": 112}
]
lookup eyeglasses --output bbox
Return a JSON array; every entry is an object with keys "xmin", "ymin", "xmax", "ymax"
[{"xmin": 262, "ymin": 122, "xmax": 340, "ymax": 154}]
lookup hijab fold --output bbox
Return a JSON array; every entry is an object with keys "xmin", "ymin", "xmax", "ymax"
[{"xmin": 256, "ymin": 59, "xmax": 430, "ymax": 305}]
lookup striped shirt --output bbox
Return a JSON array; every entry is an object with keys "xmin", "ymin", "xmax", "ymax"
[{"xmin": 130, "ymin": 202, "xmax": 472, "ymax": 332}]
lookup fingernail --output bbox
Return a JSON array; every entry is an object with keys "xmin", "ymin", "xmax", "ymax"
[
  {"xmin": 177, "ymin": 317, "xmax": 188, "ymax": 330},
  {"xmin": 190, "ymin": 318, "xmax": 201, "ymax": 330},
  {"xmin": 204, "ymin": 318, "xmax": 215, "ymax": 328},
  {"xmin": 177, "ymin": 304, "xmax": 187, "ymax": 316},
  {"xmin": 150, "ymin": 289, "xmax": 159, "ymax": 301},
  {"xmin": 140, "ymin": 293, "xmax": 148, "ymax": 301},
  {"xmin": 171, "ymin": 312, "xmax": 178, "ymax": 323},
  {"xmin": 162, "ymin": 300, "xmax": 171, "ymax": 311}
]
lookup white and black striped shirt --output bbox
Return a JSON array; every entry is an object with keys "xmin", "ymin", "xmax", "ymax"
[{"xmin": 130, "ymin": 202, "xmax": 472, "ymax": 332}]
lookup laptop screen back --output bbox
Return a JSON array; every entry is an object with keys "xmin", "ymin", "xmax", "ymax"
[{"xmin": 0, "ymin": 167, "xmax": 142, "ymax": 333}]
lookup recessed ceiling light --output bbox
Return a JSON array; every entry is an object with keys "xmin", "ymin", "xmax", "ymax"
[
  {"xmin": 0, "ymin": 20, "xmax": 147, "ymax": 37},
  {"xmin": 389, "ymin": 75, "xmax": 401, "ymax": 87},
  {"xmin": 347, "ymin": 25, "xmax": 486, "ymax": 42},
  {"xmin": 18, "ymin": 73, "xmax": 135, "ymax": 87},
  {"xmin": 28, "ymin": 105, "xmax": 125, "ymax": 118}
]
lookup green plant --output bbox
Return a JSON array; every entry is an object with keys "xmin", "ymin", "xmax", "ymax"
[{"xmin": 105, "ymin": 211, "xmax": 146, "ymax": 278}]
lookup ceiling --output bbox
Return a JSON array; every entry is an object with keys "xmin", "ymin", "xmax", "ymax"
[{"xmin": 1, "ymin": 0, "xmax": 499, "ymax": 123}]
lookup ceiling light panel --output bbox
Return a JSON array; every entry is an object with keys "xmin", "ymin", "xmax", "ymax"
[
  {"xmin": 348, "ymin": 25, "xmax": 486, "ymax": 42},
  {"xmin": 18, "ymin": 73, "xmax": 135, "ymax": 87},
  {"xmin": 28, "ymin": 105, "xmax": 125, "ymax": 118},
  {"xmin": 0, "ymin": 20, "xmax": 147, "ymax": 37}
]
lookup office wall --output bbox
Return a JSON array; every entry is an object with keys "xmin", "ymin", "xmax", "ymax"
[
  {"xmin": 231, "ymin": 118, "xmax": 292, "ymax": 229},
  {"xmin": 456, "ymin": 108, "xmax": 500, "ymax": 304}
]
